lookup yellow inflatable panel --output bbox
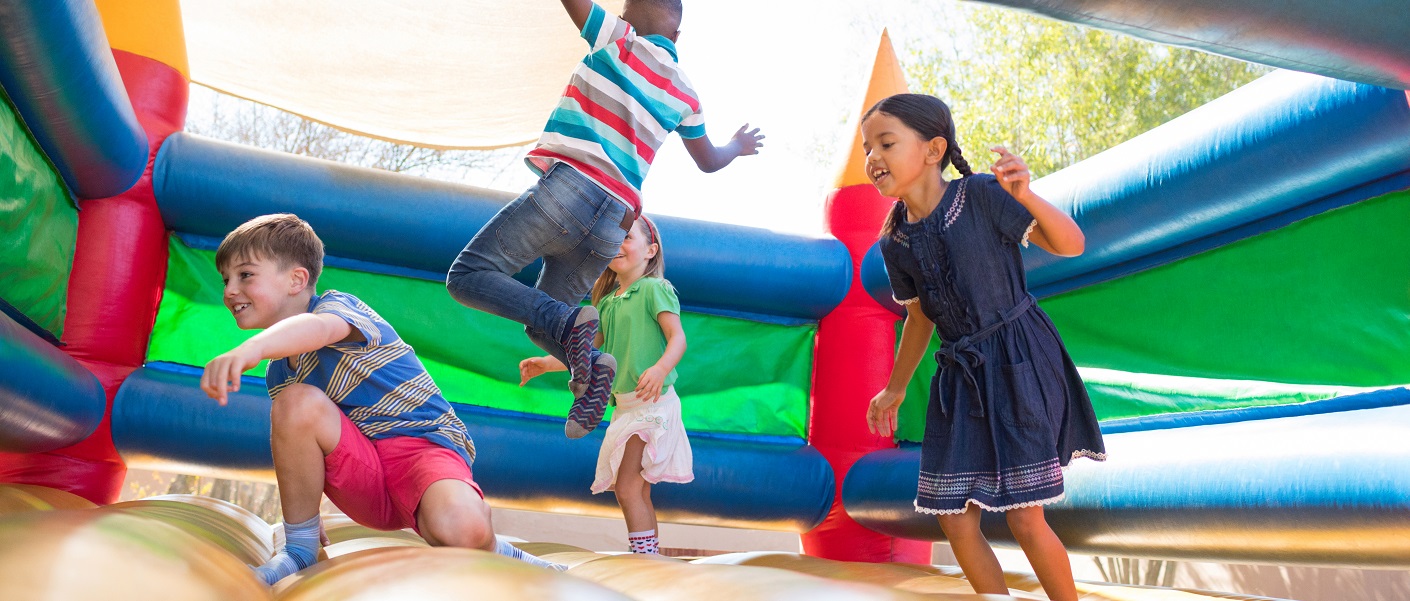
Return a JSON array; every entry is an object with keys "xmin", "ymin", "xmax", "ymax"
[
  {"xmin": 93, "ymin": 0, "xmax": 189, "ymax": 78},
  {"xmin": 835, "ymin": 30, "xmax": 910, "ymax": 189}
]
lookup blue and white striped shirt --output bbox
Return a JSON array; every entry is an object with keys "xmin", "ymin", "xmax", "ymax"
[{"xmin": 265, "ymin": 291, "xmax": 475, "ymax": 466}]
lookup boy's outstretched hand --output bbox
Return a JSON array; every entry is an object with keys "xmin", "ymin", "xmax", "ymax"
[
  {"xmin": 201, "ymin": 345, "xmax": 263, "ymax": 406},
  {"xmin": 989, "ymin": 146, "xmax": 1032, "ymax": 199},
  {"xmin": 731, "ymin": 124, "xmax": 765, "ymax": 157}
]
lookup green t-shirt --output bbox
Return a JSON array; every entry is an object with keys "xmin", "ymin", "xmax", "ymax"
[{"xmin": 595, "ymin": 277, "xmax": 681, "ymax": 395}]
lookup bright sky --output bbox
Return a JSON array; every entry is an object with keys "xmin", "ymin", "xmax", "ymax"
[
  {"xmin": 609, "ymin": 0, "xmax": 949, "ymax": 236},
  {"xmin": 188, "ymin": 1, "xmax": 958, "ymax": 236},
  {"xmin": 446, "ymin": 0, "xmax": 955, "ymax": 236}
]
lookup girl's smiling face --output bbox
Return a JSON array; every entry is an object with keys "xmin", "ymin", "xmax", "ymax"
[
  {"xmin": 861, "ymin": 112, "xmax": 947, "ymax": 200},
  {"xmin": 609, "ymin": 220, "xmax": 657, "ymax": 276}
]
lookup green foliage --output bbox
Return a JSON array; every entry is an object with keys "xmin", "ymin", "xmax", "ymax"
[{"xmin": 905, "ymin": 5, "xmax": 1271, "ymax": 177}]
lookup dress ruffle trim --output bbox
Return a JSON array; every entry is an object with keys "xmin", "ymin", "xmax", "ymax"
[
  {"xmin": 1070, "ymin": 449, "xmax": 1107, "ymax": 462},
  {"xmin": 914, "ymin": 492, "xmax": 1066, "ymax": 515},
  {"xmin": 894, "ymin": 296, "xmax": 919, "ymax": 306},
  {"xmin": 1020, "ymin": 219, "xmax": 1037, "ymax": 248}
]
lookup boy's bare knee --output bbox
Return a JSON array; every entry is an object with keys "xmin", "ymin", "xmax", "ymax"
[
  {"xmin": 418, "ymin": 481, "xmax": 494, "ymax": 550},
  {"xmin": 271, "ymin": 384, "xmax": 338, "ymax": 429},
  {"xmin": 421, "ymin": 508, "xmax": 494, "ymax": 550}
]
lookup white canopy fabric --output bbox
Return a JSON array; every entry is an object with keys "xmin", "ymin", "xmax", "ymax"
[{"xmin": 181, "ymin": 0, "xmax": 625, "ymax": 149}]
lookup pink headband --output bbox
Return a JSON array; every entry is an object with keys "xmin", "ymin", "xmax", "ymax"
[{"xmin": 639, "ymin": 215, "xmax": 658, "ymax": 245}]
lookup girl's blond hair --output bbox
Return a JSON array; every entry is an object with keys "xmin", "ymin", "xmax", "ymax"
[{"xmin": 590, "ymin": 215, "xmax": 664, "ymax": 304}]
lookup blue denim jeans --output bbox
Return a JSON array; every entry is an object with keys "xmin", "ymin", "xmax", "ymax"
[{"xmin": 446, "ymin": 164, "xmax": 631, "ymax": 365}]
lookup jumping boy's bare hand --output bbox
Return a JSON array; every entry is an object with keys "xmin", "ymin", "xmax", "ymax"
[
  {"xmin": 732, "ymin": 124, "xmax": 765, "ymax": 156},
  {"xmin": 201, "ymin": 346, "xmax": 262, "ymax": 406},
  {"xmin": 635, "ymin": 365, "xmax": 667, "ymax": 403},
  {"xmin": 866, "ymin": 388, "xmax": 905, "ymax": 438},
  {"xmin": 990, "ymin": 146, "xmax": 1032, "ymax": 199}
]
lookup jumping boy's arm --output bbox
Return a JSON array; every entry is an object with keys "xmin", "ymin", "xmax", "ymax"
[
  {"xmin": 990, "ymin": 146, "xmax": 1085, "ymax": 257},
  {"xmin": 867, "ymin": 302, "xmax": 935, "ymax": 437},
  {"xmin": 682, "ymin": 125, "xmax": 765, "ymax": 173},
  {"xmin": 558, "ymin": 0, "xmax": 596, "ymax": 31},
  {"xmin": 201, "ymin": 313, "xmax": 361, "ymax": 406},
  {"xmin": 634, "ymin": 311, "xmax": 686, "ymax": 403}
]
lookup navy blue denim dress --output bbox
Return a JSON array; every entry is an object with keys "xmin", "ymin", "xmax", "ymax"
[{"xmin": 879, "ymin": 174, "xmax": 1106, "ymax": 515}]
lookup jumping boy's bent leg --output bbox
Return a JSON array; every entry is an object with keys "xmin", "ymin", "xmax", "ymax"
[
  {"xmin": 529, "ymin": 188, "xmax": 630, "ymax": 438},
  {"xmin": 257, "ymin": 384, "xmax": 343, "ymax": 585},
  {"xmin": 446, "ymin": 181, "xmax": 578, "ymax": 338},
  {"xmin": 445, "ymin": 166, "xmax": 623, "ymax": 386}
]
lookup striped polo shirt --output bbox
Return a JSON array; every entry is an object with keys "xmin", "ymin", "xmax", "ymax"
[
  {"xmin": 265, "ymin": 291, "xmax": 476, "ymax": 467},
  {"xmin": 526, "ymin": 2, "xmax": 706, "ymax": 213}
]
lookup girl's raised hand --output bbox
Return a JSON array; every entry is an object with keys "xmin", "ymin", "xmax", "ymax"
[
  {"xmin": 635, "ymin": 365, "xmax": 667, "ymax": 403},
  {"xmin": 519, "ymin": 357, "xmax": 549, "ymax": 386},
  {"xmin": 866, "ymin": 388, "xmax": 905, "ymax": 438},
  {"xmin": 990, "ymin": 146, "xmax": 1032, "ymax": 199}
]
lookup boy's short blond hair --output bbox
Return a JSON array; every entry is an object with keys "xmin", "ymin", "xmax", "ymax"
[{"xmin": 215, "ymin": 214, "xmax": 325, "ymax": 287}]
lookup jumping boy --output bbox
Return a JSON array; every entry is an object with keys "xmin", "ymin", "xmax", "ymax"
[
  {"xmin": 446, "ymin": 0, "xmax": 763, "ymax": 439},
  {"xmin": 201, "ymin": 214, "xmax": 563, "ymax": 584}
]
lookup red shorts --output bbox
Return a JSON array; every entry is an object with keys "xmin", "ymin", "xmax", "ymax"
[{"xmin": 323, "ymin": 412, "xmax": 482, "ymax": 534}]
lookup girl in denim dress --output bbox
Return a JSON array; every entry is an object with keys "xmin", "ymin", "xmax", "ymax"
[{"xmin": 861, "ymin": 94, "xmax": 1105, "ymax": 601}]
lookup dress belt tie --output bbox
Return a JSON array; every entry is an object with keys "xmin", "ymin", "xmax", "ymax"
[{"xmin": 931, "ymin": 295, "xmax": 1035, "ymax": 418}]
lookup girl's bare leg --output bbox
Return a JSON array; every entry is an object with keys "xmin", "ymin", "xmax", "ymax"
[
  {"xmin": 1006, "ymin": 505, "xmax": 1077, "ymax": 601},
  {"xmin": 937, "ymin": 505, "xmax": 1007, "ymax": 594}
]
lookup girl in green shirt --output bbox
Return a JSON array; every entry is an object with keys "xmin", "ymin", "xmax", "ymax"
[{"xmin": 520, "ymin": 216, "xmax": 693, "ymax": 555}]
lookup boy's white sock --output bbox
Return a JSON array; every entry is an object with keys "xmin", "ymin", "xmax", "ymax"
[
  {"xmin": 254, "ymin": 515, "xmax": 321, "ymax": 585},
  {"xmin": 495, "ymin": 535, "xmax": 568, "ymax": 571}
]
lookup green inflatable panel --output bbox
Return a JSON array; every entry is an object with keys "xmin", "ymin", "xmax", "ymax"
[
  {"xmin": 0, "ymin": 91, "xmax": 77, "ymax": 336},
  {"xmin": 895, "ymin": 191, "xmax": 1410, "ymax": 442},
  {"xmin": 148, "ymin": 238, "xmax": 814, "ymax": 438}
]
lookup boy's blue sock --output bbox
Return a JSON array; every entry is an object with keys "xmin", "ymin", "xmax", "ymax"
[
  {"xmin": 495, "ymin": 536, "xmax": 568, "ymax": 572},
  {"xmin": 254, "ymin": 515, "xmax": 321, "ymax": 585}
]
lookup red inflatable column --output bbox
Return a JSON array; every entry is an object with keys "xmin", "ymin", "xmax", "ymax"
[
  {"xmin": 0, "ymin": 0, "xmax": 189, "ymax": 504},
  {"xmin": 802, "ymin": 31, "xmax": 930, "ymax": 562}
]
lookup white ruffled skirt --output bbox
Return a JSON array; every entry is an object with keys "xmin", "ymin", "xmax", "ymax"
[{"xmin": 591, "ymin": 386, "xmax": 694, "ymax": 493}]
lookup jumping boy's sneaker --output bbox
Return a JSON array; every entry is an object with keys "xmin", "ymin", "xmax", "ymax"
[
  {"xmin": 560, "ymin": 306, "xmax": 599, "ymax": 385},
  {"xmin": 566, "ymin": 352, "xmax": 615, "ymax": 439}
]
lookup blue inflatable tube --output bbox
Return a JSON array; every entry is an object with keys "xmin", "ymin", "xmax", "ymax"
[
  {"xmin": 0, "ymin": 309, "xmax": 105, "ymax": 453},
  {"xmin": 152, "ymin": 134, "xmax": 851, "ymax": 322},
  {"xmin": 842, "ymin": 393, "xmax": 1410, "ymax": 567},
  {"xmin": 972, "ymin": 0, "xmax": 1410, "ymax": 90},
  {"xmin": 111, "ymin": 365, "xmax": 275, "ymax": 473},
  {"xmin": 113, "ymin": 363, "xmax": 835, "ymax": 531},
  {"xmin": 862, "ymin": 71, "xmax": 1410, "ymax": 307},
  {"xmin": 0, "ymin": 0, "xmax": 147, "ymax": 199}
]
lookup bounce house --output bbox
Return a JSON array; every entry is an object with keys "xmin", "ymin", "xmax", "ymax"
[{"xmin": 1, "ymin": 0, "xmax": 1407, "ymax": 599}]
